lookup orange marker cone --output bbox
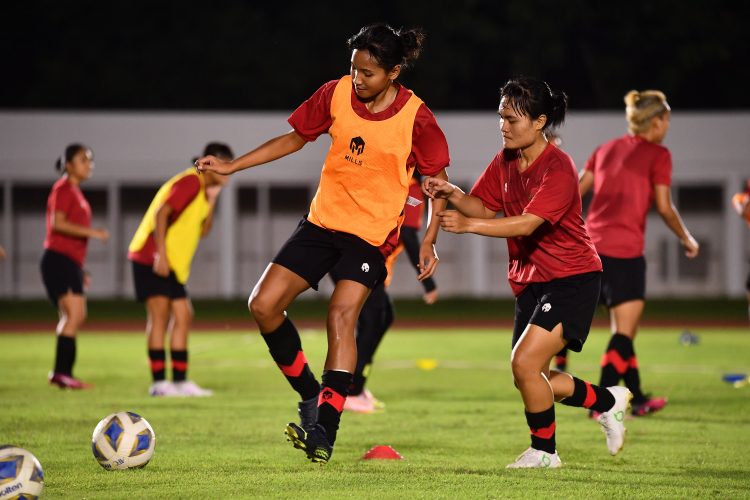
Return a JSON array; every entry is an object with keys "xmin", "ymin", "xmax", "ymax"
[{"xmin": 362, "ymin": 445, "xmax": 404, "ymax": 460}]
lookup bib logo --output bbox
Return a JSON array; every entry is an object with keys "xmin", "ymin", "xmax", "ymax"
[{"xmin": 350, "ymin": 136, "xmax": 365, "ymax": 155}]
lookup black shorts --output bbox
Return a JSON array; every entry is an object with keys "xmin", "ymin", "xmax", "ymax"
[
  {"xmin": 131, "ymin": 261, "xmax": 188, "ymax": 302},
  {"xmin": 273, "ymin": 218, "xmax": 386, "ymax": 291},
  {"xmin": 40, "ymin": 249, "xmax": 84, "ymax": 306},
  {"xmin": 599, "ymin": 254, "xmax": 646, "ymax": 307},
  {"xmin": 512, "ymin": 271, "xmax": 602, "ymax": 353}
]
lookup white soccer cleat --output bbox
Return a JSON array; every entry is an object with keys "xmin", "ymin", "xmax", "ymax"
[
  {"xmin": 173, "ymin": 380, "xmax": 214, "ymax": 397},
  {"xmin": 506, "ymin": 447, "xmax": 562, "ymax": 469},
  {"xmin": 598, "ymin": 386, "xmax": 633, "ymax": 455},
  {"xmin": 149, "ymin": 380, "xmax": 179, "ymax": 397}
]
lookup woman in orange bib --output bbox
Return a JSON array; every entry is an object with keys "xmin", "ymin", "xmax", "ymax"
[{"xmin": 196, "ymin": 24, "xmax": 450, "ymax": 464}]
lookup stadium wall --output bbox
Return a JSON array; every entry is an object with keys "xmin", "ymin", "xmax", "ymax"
[{"xmin": 1, "ymin": 111, "xmax": 748, "ymax": 299}]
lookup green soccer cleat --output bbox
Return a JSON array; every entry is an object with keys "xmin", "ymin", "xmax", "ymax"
[{"xmin": 285, "ymin": 422, "xmax": 333, "ymax": 464}]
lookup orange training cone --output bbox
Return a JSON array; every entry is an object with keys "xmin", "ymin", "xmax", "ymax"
[{"xmin": 362, "ymin": 445, "xmax": 404, "ymax": 460}]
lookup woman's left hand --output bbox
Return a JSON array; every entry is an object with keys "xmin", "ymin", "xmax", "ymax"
[{"xmin": 417, "ymin": 241, "xmax": 439, "ymax": 281}]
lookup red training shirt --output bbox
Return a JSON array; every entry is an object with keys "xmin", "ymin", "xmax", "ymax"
[
  {"xmin": 44, "ymin": 177, "xmax": 92, "ymax": 267},
  {"xmin": 584, "ymin": 135, "xmax": 672, "ymax": 258},
  {"xmin": 128, "ymin": 175, "xmax": 202, "ymax": 266},
  {"xmin": 470, "ymin": 144, "xmax": 602, "ymax": 296}
]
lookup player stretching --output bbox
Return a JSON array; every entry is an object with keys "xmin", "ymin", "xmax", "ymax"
[
  {"xmin": 580, "ymin": 90, "xmax": 699, "ymax": 417},
  {"xmin": 196, "ymin": 24, "xmax": 449, "ymax": 463},
  {"xmin": 128, "ymin": 143, "xmax": 231, "ymax": 397},
  {"xmin": 424, "ymin": 77, "xmax": 631, "ymax": 468}
]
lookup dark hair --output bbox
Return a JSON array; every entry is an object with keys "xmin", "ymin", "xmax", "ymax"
[
  {"xmin": 202, "ymin": 142, "xmax": 234, "ymax": 159},
  {"xmin": 55, "ymin": 143, "xmax": 88, "ymax": 173},
  {"xmin": 500, "ymin": 77, "xmax": 567, "ymax": 131},
  {"xmin": 347, "ymin": 24, "xmax": 425, "ymax": 71}
]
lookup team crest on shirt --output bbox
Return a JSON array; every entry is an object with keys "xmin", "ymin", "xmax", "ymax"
[
  {"xmin": 349, "ymin": 136, "xmax": 365, "ymax": 155},
  {"xmin": 344, "ymin": 137, "xmax": 365, "ymax": 166}
]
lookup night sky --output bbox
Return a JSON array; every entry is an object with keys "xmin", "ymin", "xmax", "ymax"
[{"xmin": 4, "ymin": 1, "xmax": 749, "ymax": 111}]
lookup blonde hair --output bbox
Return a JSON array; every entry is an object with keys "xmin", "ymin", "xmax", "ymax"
[{"xmin": 624, "ymin": 90, "xmax": 670, "ymax": 134}]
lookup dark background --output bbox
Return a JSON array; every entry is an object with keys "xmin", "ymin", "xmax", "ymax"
[{"xmin": 3, "ymin": 1, "xmax": 748, "ymax": 111}]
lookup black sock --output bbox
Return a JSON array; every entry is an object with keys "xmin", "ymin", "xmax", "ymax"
[
  {"xmin": 525, "ymin": 406, "xmax": 556, "ymax": 454},
  {"xmin": 317, "ymin": 370, "xmax": 352, "ymax": 445},
  {"xmin": 262, "ymin": 317, "xmax": 320, "ymax": 401},
  {"xmin": 598, "ymin": 333, "xmax": 632, "ymax": 387},
  {"xmin": 560, "ymin": 376, "xmax": 616, "ymax": 413},
  {"xmin": 350, "ymin": 286, "xmax": 392, "ymax": 395},
  {"xmin": 148, "ymin": 349, "xmax": 166, "ymax": 382},
  {"xmin": 623, "ymin": 350, "xmax": 647, "ymax": 403},
  {"xmin": 555, "ymin": 347, "xmax": 568, "ymax": 371},
  {"xmin": 171, "ymin": 350, "xmax": 188, "ymax": 382},
  {"xmin": 54, "ymin": 335, "xmax": 76, "ymax": 375}
]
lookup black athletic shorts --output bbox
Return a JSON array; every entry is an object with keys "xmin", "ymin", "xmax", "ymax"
[
  {"xmin": 273, "ymin": 217, "xmax": 386, "ymax": 291},
  {"xmin": 599, "ymin": 254, "xmax": 646, "ymax": 307},
  {"xmin": 40, "ymin": 249, "xmax": 84, "ymax": 306},
  {"xmin": 131, "ymin": 261, "xmax": 188, "ymax": 302},
  {"xmin": 512, "ymin": 271, "xmax": 602, "ymax": 353}
]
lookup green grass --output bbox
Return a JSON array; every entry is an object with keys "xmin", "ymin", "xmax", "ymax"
[
  {"xmin": 1, "ymin": 327, "xmax": 749, "ymax": 498},
  {"xmin": 1, "ymin": 297, "xmax": 748, "ymax": 323}
]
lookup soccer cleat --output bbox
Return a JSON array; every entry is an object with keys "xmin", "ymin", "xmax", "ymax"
[
  {"xmin": 598, "ymin": 386, "xmax": 632, "ymax": 455},
  {"xmin": 298, "ymin": 396, "xmax": 318, "ymax": 429},
  {"xmin": 343, "ymin": 392, "xmax": 376, "ymax": 413},
  {"xmin": 506, "ymin": 447, "xmax": 562, "ymax": 469},
  {"xmin": 49, "ymin": 372, "xmax": 93, "ymax": 389},
  {"xmin": 172, "ymin": 380, "xmax": 213, "ymax": 397},
  {"xmin": 285, "ymin": 422, "xmax": 333, "ymax": 464},
  {"xmin": 149, "ymin": 380, "xmax": 180, "ymax": 397},
  {"xmin": 363, "ymin": 388, "xmax": 386, "ymax": 409},
  {"xmin": 631, "ymin": 396, "xmax": 667, "ymax": 417}
]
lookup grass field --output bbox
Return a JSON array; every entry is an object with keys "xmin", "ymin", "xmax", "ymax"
[{"xmin": 1, "ymin": 326, "xmax": 749, "ymax": 498}]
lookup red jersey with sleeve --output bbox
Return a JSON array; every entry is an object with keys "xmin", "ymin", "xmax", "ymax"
[
  {"xmin": 289, "ymin": 79, "xmax": 450, "ymax": 178},
  {"xmin": 584, "ymin": 135, "xmax": 672, "ymax": 258},
  {"xmin": 44, "ymin": 176, "xmax": 92, "ymax": 267},
  {"xmin": 127, "ymin": 174, "xmax": 202, "ymax": 266},
  {"xmin": 470, "ymin": 144, "xmax": 601, "ymax": 296},
  {"xmin": 403, "ymin": 177, "xmax": 426, "ymax": 230}
]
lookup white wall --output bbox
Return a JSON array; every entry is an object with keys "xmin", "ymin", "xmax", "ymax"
[{"xmin": 1, "ymin": 110, "xmax": 748, "ymax": 299}]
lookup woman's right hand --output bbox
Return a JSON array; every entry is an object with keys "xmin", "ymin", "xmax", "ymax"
[
  {"xmin": 422, "ymin": 176, "xmax": 455, "ymax": 200},
  {"xmin": 153, "ymin": 253, "xmax": 170, "ymax": 277},
  {"xmin": 195, "ymin": 155, "xmax": 235, "ymax": 175},
  {"xmin": 93, "ymin": 228, "xmax": 110, "ymax": 242},
  {"xmin": 682, "ymin": 234, "xmax": 700, "ymax": 258}
]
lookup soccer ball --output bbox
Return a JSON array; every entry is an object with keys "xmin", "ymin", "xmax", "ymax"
[
  {"xmin": 91, "ymin": 411, "xmax": 156, "ymax": 470},
  {"xmin": 0, "ymin": 445, "xmax": 44, "ymax": 500}
]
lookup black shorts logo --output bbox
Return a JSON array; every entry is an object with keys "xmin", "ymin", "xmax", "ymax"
[{"xmin": 350, "ymin": 136, "xmax": 365, "ymax": 155}]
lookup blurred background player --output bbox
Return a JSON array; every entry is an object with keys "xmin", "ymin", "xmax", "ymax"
[
  {"xmin": 340, "ymin": 172, "xmax": 439, "ymax": 414},
  {"xmin": 579, "ymin": 90, "xmax": 700, "ymax": 417},
  {"xmin": 128, "ymin": 142, "xmax": 231, "ymax": 397},
  {"xmin": 195, "ymin": 24, "xmax": 449, "ymax": 464},
  {"xmin": 41, "ymin": 144, "xmax": 109, "ymax": 389},
  {"xmin": 424, "ymin": 77, "xmax": 631, "ymax": 469},
  {"xmin": 732, "ymin": 179, "xmax": 750, "ymax": 322}
]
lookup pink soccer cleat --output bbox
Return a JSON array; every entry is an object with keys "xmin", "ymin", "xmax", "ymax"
[
  {"xmin": 632, "ymin": 397, "xmax": 667, "ymax": 416},
  {"xmin": 49, "ymin": 372, "xmax": 93, "ymax": 390}
]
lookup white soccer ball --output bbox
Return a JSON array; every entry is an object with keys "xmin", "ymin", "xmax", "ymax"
[
  {"xmin": 91, "ymin": 411, "xmax": 156, "ymax": 470},
  {"xmin": 0, "ymin": 445, "xmax": 44, "ymax": 500}
]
